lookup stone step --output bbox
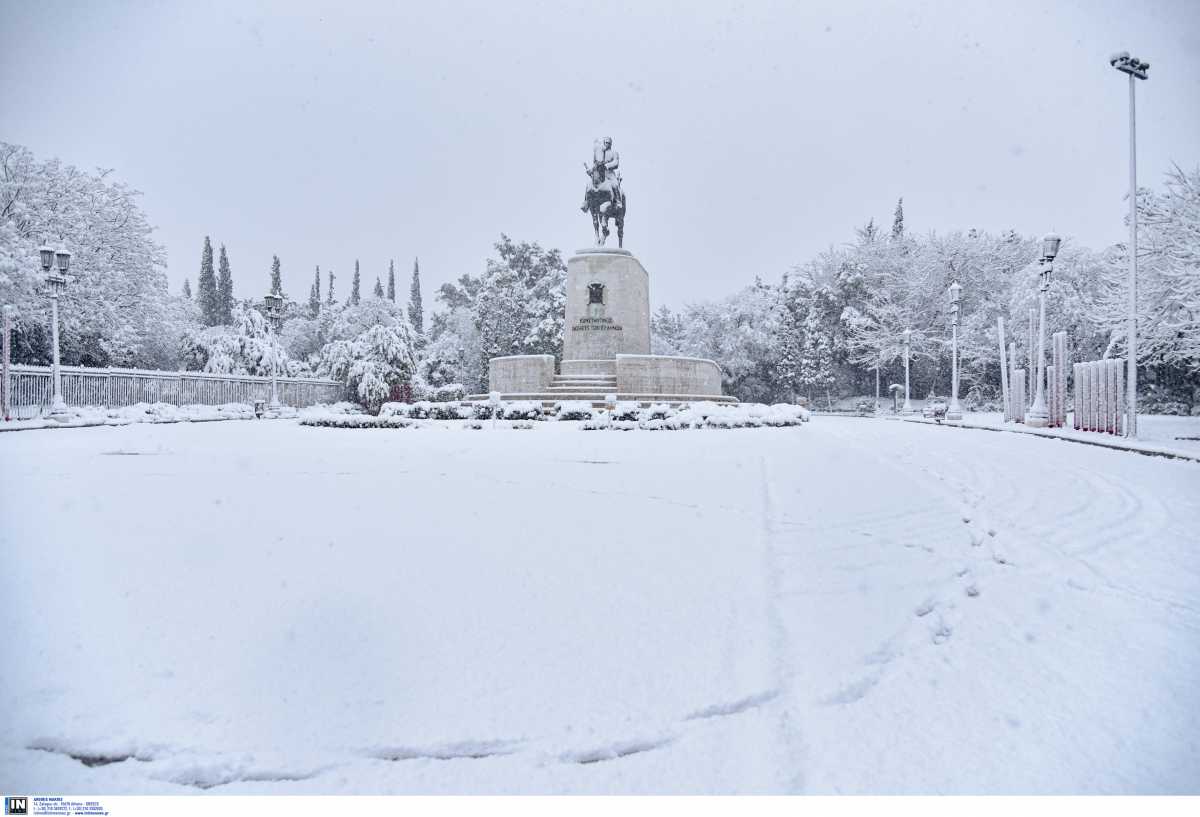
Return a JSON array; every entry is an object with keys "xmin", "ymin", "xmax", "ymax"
[
  {"xmin": 548, "ymin": 381, "xmax": 616, "ymax": 389},
  {"xmin": 551, "ymin": 377, "xmax": 617, "ymax": 384}
]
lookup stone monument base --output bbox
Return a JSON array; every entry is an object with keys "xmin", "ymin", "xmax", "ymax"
[
  {"xmin": 467, "ymin": 353, "xmax": 736, "ymax": 408},
  {"xmin": 468, "ymin": 246, "xmax": 735, "ymax": 408}
]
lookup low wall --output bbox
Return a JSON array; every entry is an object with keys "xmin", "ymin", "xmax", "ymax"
[
  {"xmin": 615, "ymin": 354, "xmax": 724, "ymax": 397},
  {"xmin": 488, "ymin": 354, "xmax": 555, "ymax": 394}
]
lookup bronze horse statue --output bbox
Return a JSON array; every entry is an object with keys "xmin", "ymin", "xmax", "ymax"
[{"xmin": 583, "ymin": 162, "xmax": 626, "ymax": 248}]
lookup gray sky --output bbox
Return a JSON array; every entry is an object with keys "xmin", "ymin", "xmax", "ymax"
[{"xmin": 3, "ymin": 0, "xmax": 1198, "ymax": 309}]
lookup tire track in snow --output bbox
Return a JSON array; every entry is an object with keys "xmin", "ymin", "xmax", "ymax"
[{"xmin": 759, "ymin": 454, "xmax": 807, "ymax": 793}]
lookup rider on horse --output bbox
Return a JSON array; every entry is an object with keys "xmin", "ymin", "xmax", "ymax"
[{"xmin": 580, "ymin": 137, "xmax": 622, "ymax": 212}]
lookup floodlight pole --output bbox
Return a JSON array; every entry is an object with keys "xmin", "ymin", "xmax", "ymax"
[{"xmin": 1110, "ymin": 50, "xmax": 1148, "ymax": 438}]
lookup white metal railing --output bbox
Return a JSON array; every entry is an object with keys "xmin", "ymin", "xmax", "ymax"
[{"xmin": 4, "ymin": 364, "xmax": 345, "ymax": 420}]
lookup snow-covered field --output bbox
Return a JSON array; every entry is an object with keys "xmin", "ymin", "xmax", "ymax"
[{"xmin": 1, "ymin": 417, "xmax": 1198, "ymax": 794}]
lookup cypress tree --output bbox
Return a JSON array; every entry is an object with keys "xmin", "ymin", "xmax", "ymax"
[
  {"xmin": 408, "ymin": 257, "xmax": 424, "ymax": 334},
  {"xmin": 386, "ymin": 259, "xmax": 396, "ymax": 302},
  {"xmin": 197, "ymin": 236, "xmax": 218, "ymax": 326},
  {"xmin": 182, "ymin": 278, "xmax": 192, "ymax": 299},
  {"xmin": 270, "ymin": 255, "xmax": 283, "ymax": 296},
  {"xmin": 327, "ymin": 270, "xmax": 336, "ymax": 305},
  {"xmin": 217, "ymin": 244, "xmax": 234, "ymax": 324},
  {"xmin": 373, "ymin": 276, "xmax": 384, "ymax": 298},
  {"xmin": 309, "ymin": 265, "xmax": 322, "ymax": 317},
  {"xmin": 349, "ymin": 259, "xmax": 361, "ymax": 305},
  {"xmin": 891, "ymin": 197, "xmax": 905, "ymax": 239}
]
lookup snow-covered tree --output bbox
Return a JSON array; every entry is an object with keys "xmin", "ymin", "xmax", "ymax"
[
  {"xmin": 349, "ymin": 259, "xmax": 361, "ymax": 305},
  {"xmin": 409, "ymin": 257, "xmax": 424, "ymax": 335},
  {"xmin": 270, "ymin": 254, "xmax": 283, "ymax": 297},
  {"xmin": 891, "ymin": 197, "xmax": 905, "ymax": 239},
  {"xmin": 182, "ymin": 278, "xmax": 192, "ymax": 299},
  {"xmin": 180, "ymin": 301, "xmax": 287, "ymax": 376},
  {"xmin": 386, "ymin": 259, "xmax": 396, "ymax": 302},
  {"xmin": 326, "ymin": 269, "xmax": 335, "ymax": 305},
  {"xmin": 308, "ymin": 265, "xmax": 321, "ymax": 317},
  {"xmin": 373, "ymin": 276, "xmax": 384, "ymax": 298},
  {"xmin": 0, "ymin": 142, "xmax": 189, "ymax": 368},
  {"xmin": 429, "ymin": 236, "xmax": 564, "ymax": 392},
  {"xmin": 197, "ymin": 236, "xmax": 218, "ymax": 326},
  {"xmin": 314, "ymin": 298, "xmax": 419, "ymax": 411},
  {"xmin": 217, "ymin": 244, "xmax": 234, "ymax": 324}
]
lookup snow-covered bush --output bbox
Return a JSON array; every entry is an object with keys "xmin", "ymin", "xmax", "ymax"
[
  {"xmin": 499, "ymin": 401, "xmax": 545, "ymax": 421},
  {"xmin": 553, "ymin": 401, "xmax": 595, "ymax": 421},
  {"xmin": 433, "ymin": 383, "xmax": 467, "ymax": 402}
]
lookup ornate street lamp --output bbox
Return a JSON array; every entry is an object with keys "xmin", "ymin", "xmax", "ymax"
[
  {"xmin": 263, "ymin": 292, "xmax": 284, "ymax": 413},
  {"xmin": 947, "ymin": 280, "xmax": 963, "ymax": 421},
  {"xmin": 902, "ymin": 328, "xmax": 913, "ymax": 414},
  {"xmin": 1026, "ymin": 233, "xmax": 1060, "ymax": 427},
  {"xmin": 42, "ymin": 243, "xmax": 73, "ymax": 420},
  {"xmin": 1109, "ymin": 51, "xmax": 1149, "ymax": 439}
]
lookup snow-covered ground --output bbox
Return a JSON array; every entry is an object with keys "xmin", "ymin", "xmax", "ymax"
[{"xmin": 1, "ymin": 417, "xmax": 1198, "ymax": 794}]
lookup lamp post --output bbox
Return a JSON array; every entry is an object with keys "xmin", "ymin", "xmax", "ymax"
[
  {"xmin": 41, "ymin": 243, "xmax": 73, "ymax": 420},
  {"xmin": 1025, "ymin": 233, "xmax": 1061, "ymax": 428},
  {"xmin": 947, "ymin": 281, "xmax": 963, "ymax": 421},
  {"xmin": 902, "ymin": 328, "xmax": 912, "ymax": 413},
  {"xmin": 263, "ymin": 292, "xmax": 284, "ymax": 413},
  {"xmin": 1110, "ymin": 50, "xmax": 1148, "ymax": 439}
]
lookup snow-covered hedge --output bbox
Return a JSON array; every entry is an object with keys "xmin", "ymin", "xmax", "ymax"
[
  {"xmin": 380, "ymin": 400, "xmax": 548, "ymax": 421},
  {"xmin": 582, "ymin": 402, "xmax": 808, "ymax": 431},
  {"xmin": 299, "ymin": 399, "xmax": 810, "ymax": 431},
  {"xmin": 2, "ymin": 402, "xmax": 263, "ymax": 431}
]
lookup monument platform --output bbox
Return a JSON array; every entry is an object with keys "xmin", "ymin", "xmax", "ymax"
[{"xmin": 470, "ymin": 249, "xmax": 735, "ymax": 407}]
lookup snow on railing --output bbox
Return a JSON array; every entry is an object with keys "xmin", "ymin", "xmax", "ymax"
[{"xmin": 3, "ymin": 364, "xmax": 344, "ymax": 420}]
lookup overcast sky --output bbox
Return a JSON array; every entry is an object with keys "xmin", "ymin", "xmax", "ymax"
[{"xmin": 3, "ymin": 0, "xmax": 1198, "ymax": 309}]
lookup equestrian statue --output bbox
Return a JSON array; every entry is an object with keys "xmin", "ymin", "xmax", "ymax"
[{"xmin": 580, "ymin": 136, "xmax": 626, "ymax": 248}]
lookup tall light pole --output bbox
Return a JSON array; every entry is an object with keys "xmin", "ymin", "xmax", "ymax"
[
  {"xmin": 1110, "ymin": 50, "xmax": 1148, "ymax": 439},
  {"xmin": 1026, "ymin": 233, "xmax": 1061, "ymax": 428},
  {"xmin": 40, "ymin": 243, "xmax": 73, "ymax": 420},
  {"xmin": 902, "ymin": 328, "xmax": 912, "ymax": 413},
  {"xmin": 947, "ymin": 281, "xmax": 963, "ymax": 421},
  {"xmin": 263, "ymin": 292, "xmax": 284, "ymax": 413}
]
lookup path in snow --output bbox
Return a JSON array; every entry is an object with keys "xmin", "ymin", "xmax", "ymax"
[{"xmin": 1, "ymin": 418, "xmax": 1197, "ymax": 793}]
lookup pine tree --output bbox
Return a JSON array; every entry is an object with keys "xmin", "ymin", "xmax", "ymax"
[
  {"xmin": 373, "ymin": 276, "xmax": 384, "ymax": 298},
  {"xmin": 408, "ymin": 257, "xmax": 424, "ymax": 334},
  {"xmin": 182, "ymin": 278, "xmax": 192, "ymax": 299},
  {"xmin": 349, "ymin": 259, "xmax": 361, "ymax": 306},
  {"xmin": 386, "ymin": 259, "xmax": 396, "ymax": 302},
  {"xmin": 197, "ymin": 236, "xmax": 218, "ymax": 326},
  {"xmin": 270, "ymin": 254, "xmax": 283, "ymax": 296},
  {"xmin": 309, "ymin": 265, "xmax": 322, "ymax": 317},
  {"xmin": 327, "ymin": 270, "xmax": 336, "ymax": 305},
  {"xmin": 217, "ymin": 244, "xmax": 234, "ymax": 324},
  {"xmin": 891, "ymin": 197, "xmax": 905, "ymax": 239}
]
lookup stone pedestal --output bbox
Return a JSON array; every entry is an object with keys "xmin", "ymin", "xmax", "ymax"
[{"xmin": 562, "ymin": 248, "xmax": 650, "ymax": 362}]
